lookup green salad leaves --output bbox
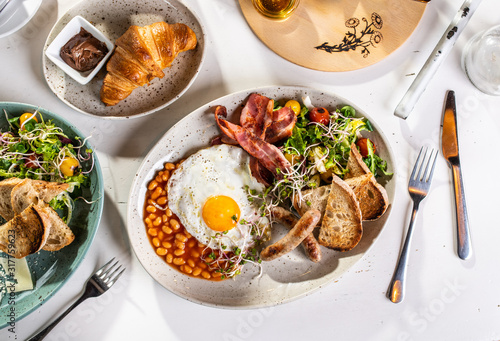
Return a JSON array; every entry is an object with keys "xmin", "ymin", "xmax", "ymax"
[
  {"xmin": 270, "ymin": 101, "xmax": 392, "ymax": 205},
  {"xmin": 283, "ymin": 105, "xmax": 372, "ymax": 178},
  {"xmin": 0, "ymin": 110, "xmax": 93, "ymax": 221},
  {"xmin": 360, "ymin": 137, "xmax": 392, "ymax": 177}
]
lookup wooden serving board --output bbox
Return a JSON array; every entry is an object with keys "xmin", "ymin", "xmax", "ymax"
[{"xmin": 239, "ymin": 0, "xmax": 427, "ymax": 71}]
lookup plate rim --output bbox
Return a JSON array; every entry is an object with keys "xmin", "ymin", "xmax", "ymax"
[
  {"xmin": 41, "ymin": 0, "xmax": 206, "ymax": 119},
  {"xmin": 0, "ymin": 0, "xmax": 42, "ymax": 39},
  {"xmin": 0, "ymin": 101, "xmax": 105, "ymax": 328},
  {"xmin": 126, "ymin": 85, "xmax": 398, "ymax": 308}
]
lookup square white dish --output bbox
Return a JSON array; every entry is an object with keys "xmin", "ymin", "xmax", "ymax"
[{"xmin": 44, "ymin": 15, "xmax": 114, "ymax": 85}]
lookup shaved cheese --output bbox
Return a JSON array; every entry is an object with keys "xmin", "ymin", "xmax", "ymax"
[{"xmin": 0, "ymin": 256, "xmax": 33, "ymax": 301}]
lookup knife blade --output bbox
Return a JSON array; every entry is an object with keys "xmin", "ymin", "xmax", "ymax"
[{"xmin": 441, "ymin": 90, "xmax": 472, "ymax": 260}]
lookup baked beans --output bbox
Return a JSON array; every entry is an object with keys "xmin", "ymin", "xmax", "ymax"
[{"xmin": 143, "ymin": 161, "xmax": 231, "ymax": 281}]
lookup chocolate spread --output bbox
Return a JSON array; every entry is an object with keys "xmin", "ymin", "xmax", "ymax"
[{"xmin": 60, "ymin": 27, "xmax": 109, "ymax": 72}]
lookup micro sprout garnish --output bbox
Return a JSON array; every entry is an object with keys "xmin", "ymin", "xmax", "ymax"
[
  {"xmin": 72, "ymin": 195, "xmax": 102, "ymax": 205},
  {"xmin": 0, "ymin": 110, "xmax": 93, "ymax": 185},
  {"xmin": 199, "ymin": 189, "xmax": 271, "ymax": 279},
  {"xmin": 1, "ymin": 110, "xmax": 94, "ymax": 222},
  {"xmin": 269, "ymin": 103, "xmax": 373, "ymax": 207},
  {"xmin": 49, "ymin": 191, "xmax": 74, "ymax": 223},
  {"xmin": 198, "ymin": 99, "xmax": 390, "ymax": 279}
]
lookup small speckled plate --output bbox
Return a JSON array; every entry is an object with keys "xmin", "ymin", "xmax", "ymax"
[
  {"xmin": 127, "ymin": 86, "xmax": 397, "ymax": 308},
  {"xmin": 0, "ymin": 102, "xmax": 104, "ymax": 328},
  {"xmin": 42, "ymin": 0, "xmax": 205, "ymax": 119}
]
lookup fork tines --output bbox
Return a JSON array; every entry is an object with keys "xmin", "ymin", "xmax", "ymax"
[
  {"xmin": 411, "ymin": 147, "xmax": 438, "ymax": 183},
  {"xmin": 95, "ymin": 257, "xmax": 126, "ymax": 287}
]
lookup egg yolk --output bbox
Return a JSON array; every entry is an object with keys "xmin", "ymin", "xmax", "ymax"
[{"xmin": 202, "ymin": 195, "xmax": 240, "ymax": 232}]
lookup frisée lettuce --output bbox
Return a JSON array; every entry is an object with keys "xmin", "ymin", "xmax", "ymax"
[
  {"xmin": 269, "ymin": 100, "xmax": 391, "ymax": 205},
  {"xmin": 0, "ymin": 109, "xmax": 94, "ymax": 221}
]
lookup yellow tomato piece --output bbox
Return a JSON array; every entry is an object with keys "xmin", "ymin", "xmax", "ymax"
[
  {"xmin": 284, "ymin": 152, "xmax": 302, "ymax": 166},
  {"xmin": 285, "ymin": 100, "xmax": 301, "ymax": 115},
  {"xmin": 19, "ymin": 113, "xmax": 38, "ymax": 129},
  {"xmin": 60, "ymin": 157, "xmax": 79, "ymax": 177}
]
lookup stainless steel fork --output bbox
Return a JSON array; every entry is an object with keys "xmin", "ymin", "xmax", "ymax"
[
  {"xmin": 27, "ymin": 258, "xmax": 125, "ymax": 341},
  {"xmin": 388, "ymin": 147, "xmax": 438, "ymax": 303}
]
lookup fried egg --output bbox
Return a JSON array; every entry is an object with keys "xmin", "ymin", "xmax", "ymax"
[{"xmin": 167, "ymin": 144, "xmax": 266, "ymax": 251}]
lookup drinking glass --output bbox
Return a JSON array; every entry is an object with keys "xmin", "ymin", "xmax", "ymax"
[
  {"xmin": 252, "ymin": 0, "xmax": 300, "ymax": 21},
  {"xmin": 462, "ymin": 25, "xmax": 500, "ymax": 96}
]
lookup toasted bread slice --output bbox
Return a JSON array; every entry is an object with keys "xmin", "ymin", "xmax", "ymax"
[
  {"xmin": 0, "ymin": 204, "xmax": 51, "ymax": 258},
  {"xmin": 295, "ymin": 174, "xmax": 388, "ymax": 221},
  {"xmin": 293, "ymin": 185, "xmax": 330, "ymax": 219},
  {"xmin": 344, "ymin": 173, "xmax": 389, "ymax": 220},
  {"xmin": 36, "ymin": 203, "xmax": 75, "ymax": 251},
  {"xmin": 0, "ymin": 178, "xmax": 23, "ymax": 221},
  {"xmin": 319, "ymin": 175, "xmax": 362, "ymax": 251},
  {"xmin": 345, "ymin": 143, "xmax": 371, "ymax": 179},
  {"xmin": 11, "ymin": 179, "xmax": 69, "ymax": 215}
]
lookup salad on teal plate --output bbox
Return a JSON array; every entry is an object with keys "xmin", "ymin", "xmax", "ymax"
[{"xmin": 0, "ymin": 102, "xmax": 104, "ymax": 329}]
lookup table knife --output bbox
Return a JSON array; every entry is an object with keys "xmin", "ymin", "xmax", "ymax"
[{"xmin": 441, "ymin": 90, "xmax": 472, "ymax": 260}]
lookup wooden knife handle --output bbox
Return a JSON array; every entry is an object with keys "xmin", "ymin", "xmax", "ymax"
[{"xmin": 451, "ymin": 163, "xmax": 472, "ymax": 260}]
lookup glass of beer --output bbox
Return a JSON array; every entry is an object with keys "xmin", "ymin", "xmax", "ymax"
[{"xmin": 252, "ymin": 0, "xmax": 300, "ymax": 21}]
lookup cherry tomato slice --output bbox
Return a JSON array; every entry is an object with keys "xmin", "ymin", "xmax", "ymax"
[
  {"xmin": 356, "ymin": 138, "xmax": 376, "ymax": 157},
  {"xmin": 25, "ymin": 154, "xmax": 39, "ymax": 169},
  {"xmin": 309, "ymin": 107, "xmax": 330, "ymax": 125}
]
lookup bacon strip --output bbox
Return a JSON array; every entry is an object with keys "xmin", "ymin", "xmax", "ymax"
[
  {"xmin": 266, "ymin": 106, "xmax": 296, "ymax": 143},
  {"xmin": 214, "ymin": 93, "xmax": 297, "ymax": 184},
  {"xmin": 240, "ymin": 93, "xmax": 273, "ymax": 140},
  {"xmin": 215, "ymin": 106, "xmax": 292, "ymax": 178},
  {"xmin": 214, "ymin": 106, "xmax": 236, "ymax": 139},
  {"xmin": 249, "ymin": 156, "xmax": 274, "ymax": 187},
  {"xmin": 240, "ymin": 93, "xmax": 296, "ymax": 144}
]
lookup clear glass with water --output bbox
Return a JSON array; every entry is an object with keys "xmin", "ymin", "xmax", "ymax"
[{"xmin": 462, "ymin": 25, "xmax": 500, "ymax": 96}]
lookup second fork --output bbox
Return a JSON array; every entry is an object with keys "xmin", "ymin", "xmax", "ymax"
[
  {"xmin": 388, "ymin": 147, "xmax": 438, "ymax": 303},
  {"xmin": 27, "ymin": 258, "xmax": 125, "ymax": 341}
]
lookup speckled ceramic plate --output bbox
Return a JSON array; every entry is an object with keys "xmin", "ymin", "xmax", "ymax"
[
  {"xmin": 0, "ymin": 102, "xmax": 104, "ymax": 328},
  {"xmin": 42, "ymin": 0, "xmax": 205, "ymax": 119},
  {"xmin": 127, "ymin": 86, "xmax": 396, "ymax": 308}
]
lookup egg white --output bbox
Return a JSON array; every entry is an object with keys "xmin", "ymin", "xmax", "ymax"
[{"xmin": 167, "ymin": 144, "xmax": 266, "ymax": 251}]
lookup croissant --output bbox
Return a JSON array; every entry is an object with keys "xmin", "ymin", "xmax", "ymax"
[{"xmin": 100, "ymin": 22, "xmax": 197, "ymax": 106}]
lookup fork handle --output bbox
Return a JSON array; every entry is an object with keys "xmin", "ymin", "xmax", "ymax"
[
  {"xmin": 451, "ymin": 163, "xmax": 472, "ymax": 260},
  {"xmin": 388, "ymin": 201, "xmax": 420, "ymax": 303},
  {"xmin": 27, "ymin": 292, "xmax": 90, "ymax": 341}
]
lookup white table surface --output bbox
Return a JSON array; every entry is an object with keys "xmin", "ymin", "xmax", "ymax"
[{"xmin": 1, "ymin": 0, "xmax": 500, "ymax": 340}]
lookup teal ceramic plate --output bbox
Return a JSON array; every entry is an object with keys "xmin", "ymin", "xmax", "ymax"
[{"xmin": 0, "ymin": 102, "xmax": 104, "ymax": 328}]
